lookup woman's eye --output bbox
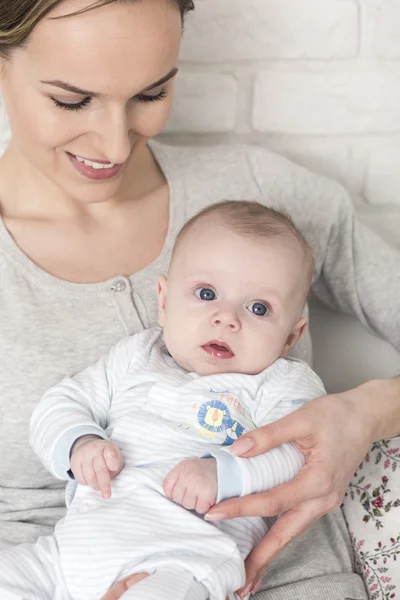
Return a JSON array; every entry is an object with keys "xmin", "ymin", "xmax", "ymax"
[
  {"xmin": 247, "ymin": 302, "xmax": 270, "ymax": 317},
  {"xmin": 52, "ymin": 97, "xmax": 92, "ymax": 112},
  {"xmin": 194, "ymin": 288, "xmax": 216, "ymax": 301},
  {"xmin": 136, "ymin": 88, "xmax": 168, "ymax": 103}
]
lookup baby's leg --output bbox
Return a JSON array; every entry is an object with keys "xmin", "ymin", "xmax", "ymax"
[
  {"xmin": 0, "ymin": 535, "xmax": 69, "ymax": 600},
  {"xmin": 121, "ymin": 568, "xmax": 208, "ymax": 600}
]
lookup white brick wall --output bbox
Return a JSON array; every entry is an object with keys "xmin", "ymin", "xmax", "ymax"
[
  {"xmin": 163, "ymin": 0, "xmax": 400, "ymax": 242},
  {"xmin": 0, "ymin": 0, "xmax": 399, "ymax": 240}
]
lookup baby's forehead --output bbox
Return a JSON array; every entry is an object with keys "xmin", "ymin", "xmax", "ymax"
[
  {"xmin": 172, "ymin": 224, "xmax": 303, "ymax": 275},
  {"xmin": 173, "ymin": 219, "xmax": 301, "ymax": 260}
]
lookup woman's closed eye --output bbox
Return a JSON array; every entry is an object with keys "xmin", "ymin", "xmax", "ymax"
[
  {"xmin": 51, "ymin": 96, "xmax": 92, "ymax": 111},
  {"xmin": 51, "ymin": 88, "xmax": 168, "ymax": 112},
  {"xmin": 136, "ymin": 88, "xmax": 168, "ymax": 103}
]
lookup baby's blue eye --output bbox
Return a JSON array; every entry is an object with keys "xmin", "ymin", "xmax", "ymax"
[
  {"xmin": 247, "ymin": 302, "xmax": 269, "ymax": 316},
  {"xmin": 194, "ymin": 288, "xmax": 216, "ymax": 301}
]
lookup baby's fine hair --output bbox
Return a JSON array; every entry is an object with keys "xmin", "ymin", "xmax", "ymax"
[{"xmin": 173, "ymin": 200, "xmax": 314, "ymax": 288}]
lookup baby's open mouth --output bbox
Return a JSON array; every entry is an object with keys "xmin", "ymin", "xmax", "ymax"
[{"xmin": 201, "ymin": 341, "xmax": 234, "ymax": 359}]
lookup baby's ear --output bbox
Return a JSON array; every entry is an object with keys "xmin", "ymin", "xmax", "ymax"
[
  {"xmin": 157, "ymin": 275, "xmax": 168, "ymax": 327},
  {"xmin": 280, "ymin": 317, "xmax": 309, "ymax": 358}
]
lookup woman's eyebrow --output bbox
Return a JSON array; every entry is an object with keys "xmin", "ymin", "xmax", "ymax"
[
  {"xmin": 142, "ymin": 67, "xmax": 179, "ymax": 91},
  {"xmin": 40, "ymin": 67, "xmax": 179, "ymax": 97}
]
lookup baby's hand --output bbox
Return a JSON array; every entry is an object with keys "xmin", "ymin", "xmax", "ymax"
[
  {"xmin": 163, "ymin": 458, "xmax": 217, "ymax": 514},
  {"xmin": 70, "ymin": 435, "xmax": 124, "ymax": 499}
]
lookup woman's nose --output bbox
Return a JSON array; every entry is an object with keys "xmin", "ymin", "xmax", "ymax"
[{"xmin": 93, "ymin": 108, "xmax": 132, "ymax": 165}]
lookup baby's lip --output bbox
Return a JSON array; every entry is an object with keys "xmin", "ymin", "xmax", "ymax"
[{"xmin": 201, "ymin": 340, "xmax": 235, "ymax": 359}]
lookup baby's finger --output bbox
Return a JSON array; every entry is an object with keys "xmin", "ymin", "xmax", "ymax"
[
  {"xmin": 163, "ymin": 469, "xmax": 178, "ymax": 499},
  {"xmin": 82, "ymin": 459, "xmax": 98, "ymax": 490},
  {"xmin": 70, "ymin": 458, "xmax": 86, "ymax": 486},
  {"xmin": 172, "ymin": 484, "xmax": 186, "ymax": 506},
  {"xmin": 182, "ymin": 492, "xmax": 197, "ymax": 511},
  {"xmin": 195, "ymin": 497, "xmax": 212, "ymax": 515},
  {"xmin": 93, "ymin": 455, "xmax": 112, "ymax": 499},
  {"xmin": 104, "ymin": 444, "xmax": 122, "ymax": 473}
]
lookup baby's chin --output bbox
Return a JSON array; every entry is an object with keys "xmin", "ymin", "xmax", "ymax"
[
  {"xmin": 173, "ymin": 356, "xmax": 236, "ymax": 377},
  {"xmin": 177, "ymin": 358, "xmax": 261, "ymax": 377}
]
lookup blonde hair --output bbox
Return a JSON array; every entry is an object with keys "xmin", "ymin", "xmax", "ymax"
[
  {"xmin": 0, "ymin": 0, "xmax": 195, "ymax": 58},
  {"xmin": 173, "ymin": 200, "xmax": 314, "ymax": 289}
]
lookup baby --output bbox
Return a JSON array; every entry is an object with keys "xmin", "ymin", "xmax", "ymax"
[{"xmin": 26, "ymin": 201, "xmax": 324, "ymax": 600}]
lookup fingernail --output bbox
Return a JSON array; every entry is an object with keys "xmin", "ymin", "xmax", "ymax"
[
  {"xmin": 204, "ymin": 512, "xmax": 227, "ymax": 522},
  {"xmin": 230, "ymin": 437, "xmax": 254, "ymax": 457},
  {"xmin": 239, "ymin": 583, "xmax": 253, "ymax": 599}
]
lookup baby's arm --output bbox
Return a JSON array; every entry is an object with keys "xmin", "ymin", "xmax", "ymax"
[
  {"xmin": 210, "ymin": 360, "xmax": 326, "ymax": 502},
  {"xmin": 30, "ymin": 333, "xmax": 145, "ymax": 484}
]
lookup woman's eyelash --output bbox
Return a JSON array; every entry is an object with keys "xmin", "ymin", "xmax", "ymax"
[
  {"xmin": 136, "ymin": 88, "xmax": 168, "ymax": 103},
  {"xmin": 52, "ymin": 88, "xmax": 168, "ymax": 112},
  {"xmin": 51, "ymin": 97, "xmax": 92, "ymax": 111}
]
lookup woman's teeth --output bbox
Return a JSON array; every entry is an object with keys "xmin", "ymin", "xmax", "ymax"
[{"xmin": 75, "ymin": 155, "xmax": 115, "ymax": 170}]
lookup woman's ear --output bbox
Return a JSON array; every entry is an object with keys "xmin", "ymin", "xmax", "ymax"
[
  {"xmin": 280, "ymin": 317, "xmax": 309, "ymax": 358},
  {"xmin": 157, "ymin": 275, "xmax": 168, "ymax": 327}
]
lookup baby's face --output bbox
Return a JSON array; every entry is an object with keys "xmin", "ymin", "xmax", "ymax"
[{"xmin": 158, "ymin": 223, "xmax": 309, "ymax": 376}]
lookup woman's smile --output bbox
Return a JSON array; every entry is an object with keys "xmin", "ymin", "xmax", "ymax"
[{"xmin": 67, "ymin": 152, "xmax": 124, "ymax": 181}]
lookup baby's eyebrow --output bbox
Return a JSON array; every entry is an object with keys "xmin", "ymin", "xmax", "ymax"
[{"xmin": 40, "ymin": 67, "xmax": 179, "ymax": 98}]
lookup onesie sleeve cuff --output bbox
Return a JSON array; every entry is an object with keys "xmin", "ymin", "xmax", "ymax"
[
  {"xmin": 205, "ymin": 449, "xmax": 244, "ymax": 503},
  {"xmin": 52, "ymin": 425, "xmax": 108, "ymax": 480}
]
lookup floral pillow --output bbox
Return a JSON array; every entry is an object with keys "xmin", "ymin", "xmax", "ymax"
[{"xmin": 342, "ymin": 437, "xmax": 400, "ymax": 600}]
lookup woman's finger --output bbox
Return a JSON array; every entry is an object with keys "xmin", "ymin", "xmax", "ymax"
[
  {"xmin": 206, "ymin": 467, "xmax": 321, "ymax": 521},
  {"xmin": 243, "ymin": 499, "xmax": 323, "ymax": 586},
  {"xmin": 230, "ymin": 404, "xmax": 316, "ymax": 458},
  {"xmin": 100, "ymin": 573, "xmax": 149, "ymax": 600}
]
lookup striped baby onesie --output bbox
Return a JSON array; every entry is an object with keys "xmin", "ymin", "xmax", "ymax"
[{"xmin": 1, "ymin": 327, "xmax": 326, "ymax": 600}]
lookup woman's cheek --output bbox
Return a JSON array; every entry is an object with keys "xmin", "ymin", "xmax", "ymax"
[{"xmin": 134, "ymin": 94, "xmax": 174, "ymax": 138}]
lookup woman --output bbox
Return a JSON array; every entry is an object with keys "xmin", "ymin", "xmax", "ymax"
[{"xmin": 0, "ymin": 1, "xmax": 398, "ymax": 599}]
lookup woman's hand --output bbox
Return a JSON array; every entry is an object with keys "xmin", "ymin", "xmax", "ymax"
[
  {"xmin": 205, "ymin": 389, "xmax": 378, "ymax": 598},
  {"xmin": 100, "ymin": 573, "xmax": 148, "ymax": 599}
]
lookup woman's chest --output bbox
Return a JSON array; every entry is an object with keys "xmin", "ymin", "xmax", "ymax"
[{"xmin": 2, "ymin": 186, "xmax": 169, "ymax": 283}]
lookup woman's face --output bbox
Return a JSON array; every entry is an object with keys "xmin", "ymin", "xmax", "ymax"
[{"xmin": 0, "ymin": 0, "xmax": 182, "ymax": 204}]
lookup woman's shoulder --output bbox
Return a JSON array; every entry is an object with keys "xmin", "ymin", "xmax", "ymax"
[
  {"xmin": 150, "ymin": 139, "xmax": 350, "ymax": 214},
  {"xmin": 151, "ymin": 138, "xmax": 286, "ymax": 179}
]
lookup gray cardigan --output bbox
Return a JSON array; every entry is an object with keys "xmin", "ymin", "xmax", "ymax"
[{"xmin": 0, "ymin": 140, "xmax": 398, "ymax": 599}]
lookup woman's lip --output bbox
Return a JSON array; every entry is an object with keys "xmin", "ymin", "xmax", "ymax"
[{"xmin": 67, "ymin": 152, "xmax": 124, "ymax": 181}]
